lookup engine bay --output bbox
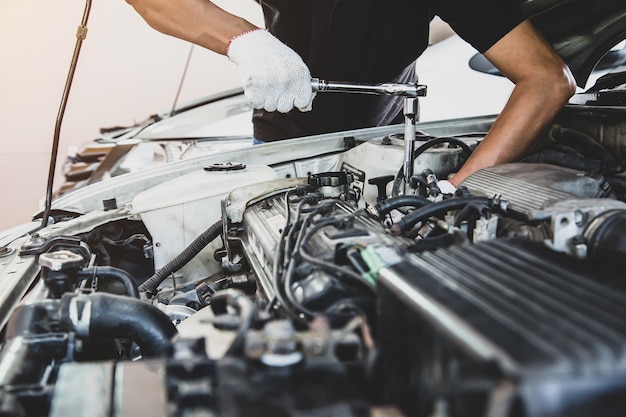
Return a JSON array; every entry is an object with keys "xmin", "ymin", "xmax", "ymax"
[{"xmin": 1, "ymin": 105, "xmax": 626, "ymax": 417}]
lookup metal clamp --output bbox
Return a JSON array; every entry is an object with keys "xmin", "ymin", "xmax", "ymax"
[{"xmin": 68, "ymin": 295, "xmax": 92, "ymax": 337}]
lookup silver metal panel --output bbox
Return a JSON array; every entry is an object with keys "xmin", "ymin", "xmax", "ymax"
[
  {"xmin": 49, "ymin": 362, "xmax": 115, "ymax": 417},
  {"xmin": 462, "ymin": 163, "xmax": 606, "ymax": 220},
  {"xmin": 113, "ymin": 360, "xmax": 167, "ymax": 417}
]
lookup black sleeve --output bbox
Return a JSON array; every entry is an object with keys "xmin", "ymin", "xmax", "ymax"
[{"xmin": 431, "ymin": 0, "xmax": 527, "ymax": 53}]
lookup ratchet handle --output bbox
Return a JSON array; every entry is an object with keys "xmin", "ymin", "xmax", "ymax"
[{"xmin": 311, "ymin": 78, "xmax": 426, "ymax": 98}]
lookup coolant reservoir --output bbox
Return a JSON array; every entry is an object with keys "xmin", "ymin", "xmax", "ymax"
[{"xmin": 132, "ymin": 162, "xmax": 279, "ymax": 286}]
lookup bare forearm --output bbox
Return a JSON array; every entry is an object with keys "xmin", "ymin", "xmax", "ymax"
[
  {"xmin": 125, "ymin": 0, "xmax": 257, "ymax": 54},
  {"xmin": 450, "ymin": 20, "xmax": 576, "ymax": 186},
  {"xmin": 453, "ymin": 76, "xmax": 573, "ymax": 184}
]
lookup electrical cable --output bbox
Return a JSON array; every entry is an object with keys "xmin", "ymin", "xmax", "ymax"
[{"xmin": 139, "ymin": 220, "xmax": 222, "ymax": 297}]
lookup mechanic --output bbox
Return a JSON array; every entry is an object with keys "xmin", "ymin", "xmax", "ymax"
[{"xmin": 125, "ymin": 0, "xmax": 576, "ymax": 189}]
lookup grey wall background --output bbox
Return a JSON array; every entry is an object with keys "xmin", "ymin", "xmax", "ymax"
[{"xmin": 0, "ymin": 0, "xmax": 263, "ymax": 231}]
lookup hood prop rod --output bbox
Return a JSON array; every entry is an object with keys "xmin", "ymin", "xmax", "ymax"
[{"xmin": 40, "ymin": 0, "xmax": 92, "ymax": 229}]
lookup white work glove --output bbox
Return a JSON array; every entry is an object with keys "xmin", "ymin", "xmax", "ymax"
[
  {"xmin": 227, "ymin": 29, "xmax": 315, "ymax": 113},
  {"xmin": 437, "ymin": 179, "xmax": 457, "ymax": 195}
]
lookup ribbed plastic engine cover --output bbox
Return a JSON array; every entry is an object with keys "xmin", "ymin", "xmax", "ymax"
[
  {"xmin": 377, "ymin": 238, "xmax": 626, "ymax": 417},
  {"xmin": 461, "ymin": 163, "xmax": 611, "ymax": 220}
]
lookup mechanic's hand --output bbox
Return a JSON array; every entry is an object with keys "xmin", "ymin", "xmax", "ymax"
[
  {"xmin": 437, "ymin": 179, "xmax": 457, "ymax": 195},
  {"xmin": 227, "ymin": 29, "xmax": 315, "ymax": 113}
]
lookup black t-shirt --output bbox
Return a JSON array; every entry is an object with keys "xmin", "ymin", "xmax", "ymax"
[{"xmin": 254, "ymin": 0, "xmax": 526, "ymax": 142}]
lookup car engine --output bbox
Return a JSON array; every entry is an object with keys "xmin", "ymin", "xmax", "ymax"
[{"xmin": 1, "ymin": 101, "xmax": 626, "ymax": 417}]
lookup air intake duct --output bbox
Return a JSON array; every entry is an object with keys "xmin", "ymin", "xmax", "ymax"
[{"xmin": 584, "ymin": 209, "xmax": 626, "ymax": 266}]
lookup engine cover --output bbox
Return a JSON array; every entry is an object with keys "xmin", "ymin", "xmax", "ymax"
[
  {"xmin": 375, "ymin": 238, "xmax": 626, "ymax": 417},
  {"xmin": 461, "ymin": 163, "xmax": 612, "ymax": 221}
]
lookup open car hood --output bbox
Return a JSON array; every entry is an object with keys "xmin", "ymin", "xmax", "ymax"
[{"xmin": 521, "ymin": 0, "xmax": 626, "ymax": 86}]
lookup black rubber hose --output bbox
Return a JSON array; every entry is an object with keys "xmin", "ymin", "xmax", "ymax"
[
  {"xmin": 375, "ymin": 195, "xmax": 432, "ymax": 218},
  {"xmin": 453, "ymin": 201, "xmax": 492, "ymax": 228},
  {"xmin": 210, "ymin": 289, "xmax": 256, "ymax": 357},
  {"xmin": 411, "ymin": 231, "xmax": 465, "ymax": 252},
  {"xmin": 521, "ymin": 148, "xmax": 603, "ymax": 173},
  {"xmin": 390, "ymin": 197, "xmax": 491, "ymax": 236},
  {"xmin": 414, "ymin": 137, "xmax": 474, "ymax": 160},
  {"xmin": 584, "ymin": 210, "xmax": 626, "ymax": 265},
  {"xmin": 139, "ymin": 219, "xmax": 223, "ymax": 296},
  {"xmin": 409, "ymin": 174, "xmax": 429, "ymax": 190},
  {"xmin": 550, "ymin": 126, "xmax": 620, "ymax": 173},
  {"xmin": 80, "ymin": 293, "xmax": 176, "ymax": 358},
  {"xmin": 392, "ymin": 137, "xmax": 474, "ymax": 196},
  {"xmin": 77, "ymin": 266, "xmax": 139, "ymax": 299}
]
